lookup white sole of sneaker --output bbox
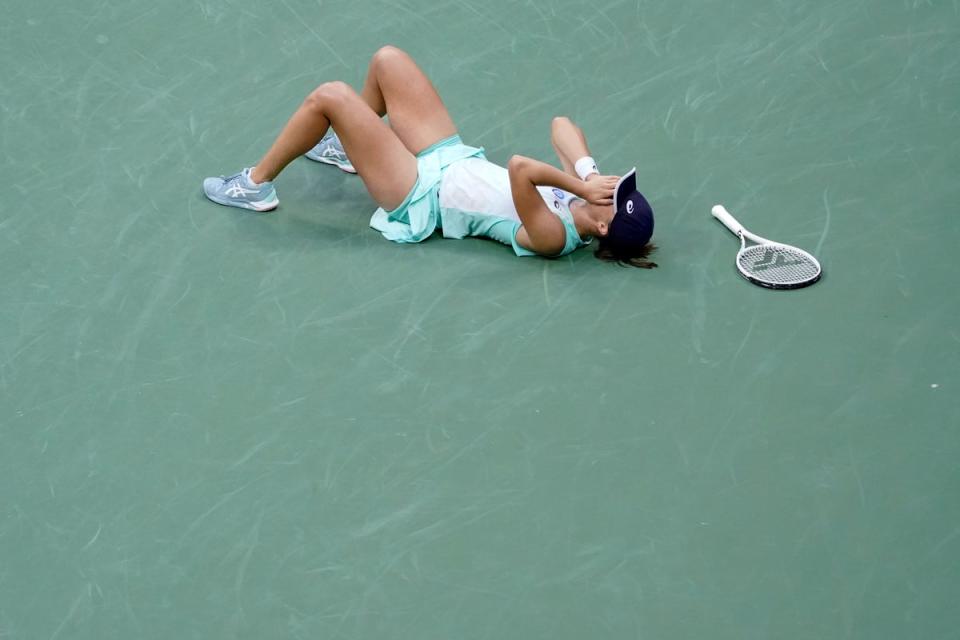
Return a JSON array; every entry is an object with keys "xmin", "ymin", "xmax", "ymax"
[
  {"xmin": 305, "ymin": 154, "xmax": 357, "ymax": 174},
  {"xmin": 205, "ymin": 192, "xmax": 279, "ymax": 212}
]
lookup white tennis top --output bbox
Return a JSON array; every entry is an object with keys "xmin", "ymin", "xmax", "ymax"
[{"xmin": 437, "ymin": 158, "xmax": 588, "ymax": 257}]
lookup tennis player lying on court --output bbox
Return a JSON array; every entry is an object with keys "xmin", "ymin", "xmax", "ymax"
[{"xmin": 202, "ymin": 46, "xmax": 656, "ymax": 267}]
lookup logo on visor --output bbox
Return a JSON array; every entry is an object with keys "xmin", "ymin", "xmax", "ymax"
[
  {"xmin": 552, "ymin": 189, "xmax": 565, "ymax": 200},
  {"xmin": 626, "ymin": 200, "xmax": 635, "ymax": 214}
]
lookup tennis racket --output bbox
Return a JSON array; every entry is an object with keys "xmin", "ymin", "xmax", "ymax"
[{"xmin": 711, "ymin": 205, "xmax": 822, "ymax": 290}]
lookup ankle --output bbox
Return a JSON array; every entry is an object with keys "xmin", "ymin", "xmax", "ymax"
[{"xmin": 249, "ymin": 166, "xmax": 269, "ymax": 184}]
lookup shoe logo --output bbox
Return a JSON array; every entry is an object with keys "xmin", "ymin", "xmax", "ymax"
[{"xmin": 225, "ymin": 184, "xmax": 256, "ymax": 198}]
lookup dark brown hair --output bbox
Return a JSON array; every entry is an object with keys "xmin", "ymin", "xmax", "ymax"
[{"xmin": 594, "ymin": 241, "xmax": 658, "ymax": 269}]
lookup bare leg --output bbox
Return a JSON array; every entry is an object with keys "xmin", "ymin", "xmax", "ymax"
[
  {"xmin": 251, "ymin": 82, "xmax": 417, "ymax": 211},
  {"xmin": 248, "ymin": 46, "xmax": 453, "ymax": 208},
  {"xmin": 359, "ymin": 60, "xmax": 386, "ymax": 117},
  {"xmin": 359, "ymin": 46, "xmax": 458, "ymax": 154},
  {"xmin": 251, "ymin": 103, "xmax": 330, "ymax": 183}
]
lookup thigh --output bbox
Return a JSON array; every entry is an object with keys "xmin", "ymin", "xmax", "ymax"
[
  {"xmin": 320, "ymin": 82, "xmax": 419, "ymax": 211},
  {"xmin": 373, "ymin": 47, "xmax": 458, "ymax": 154}
]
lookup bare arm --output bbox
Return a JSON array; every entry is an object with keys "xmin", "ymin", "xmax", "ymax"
[
  {"xmin": 507, "ymin": 154, "xmax": 617, "ymax": 256},
  {"xmin": 551, "ymin": 116, "xmax": 598, "ymax": 180}
]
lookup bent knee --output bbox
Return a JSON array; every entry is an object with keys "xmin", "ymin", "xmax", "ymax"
[
  {"xmin": 372, "ymin": 45, "xmax": 410, "ymax": 68},
  {"xmin": 305, "ymin": 81, "xmax": 354, "ymax": 111}
]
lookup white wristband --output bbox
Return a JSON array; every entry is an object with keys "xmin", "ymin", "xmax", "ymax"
[{"xmin": 575, "ymin": 156, "xmax": 599, "ymax": 180}]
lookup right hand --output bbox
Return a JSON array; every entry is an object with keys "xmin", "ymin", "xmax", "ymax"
[{"xmin": 581, "ymin": 175, "xmax": 619, "ymax": 206}]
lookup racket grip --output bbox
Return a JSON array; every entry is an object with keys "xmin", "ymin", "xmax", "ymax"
[{"xmin": 711, "ymin": 205, "xmax": 746, "ymax": 236}]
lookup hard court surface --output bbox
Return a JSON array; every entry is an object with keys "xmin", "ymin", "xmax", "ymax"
[{"xmin": 1, "ymin": 0, "xmax": 958, "ymax": 638}]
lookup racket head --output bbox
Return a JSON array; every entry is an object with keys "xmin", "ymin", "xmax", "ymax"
[{"xmin": 735, "ymin": 240, "xmax": 822, "ymax": 289}]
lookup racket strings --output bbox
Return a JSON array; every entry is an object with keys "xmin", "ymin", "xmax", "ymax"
[{"xmin": 738, "ymin": 245, "xmax": 819, "ymax": 285}]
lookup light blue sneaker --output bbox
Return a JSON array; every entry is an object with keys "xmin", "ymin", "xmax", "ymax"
[
  {"xmin": 202, "ymin": 168, "xmax": 279, "ymax": 212},
  {"xmin": 305, "ymin": 130, "xmax": 356, "ymax": 173}
]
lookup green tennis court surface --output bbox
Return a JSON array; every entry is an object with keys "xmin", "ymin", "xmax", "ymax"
[{"xmin": 1, "ymin": 1, "xmax": 958, "ymax": 638}]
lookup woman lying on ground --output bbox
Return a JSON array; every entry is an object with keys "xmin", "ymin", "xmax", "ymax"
[{"xmin": 202, "ymin": 46, "xmax": 656, "ymax": 268}]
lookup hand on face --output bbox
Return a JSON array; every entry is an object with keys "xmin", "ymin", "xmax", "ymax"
[{"xmin": 581, "ymin": 175, "xmax": 619, "ymax": 206}]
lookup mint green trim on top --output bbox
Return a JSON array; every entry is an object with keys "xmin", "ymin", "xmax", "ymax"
[
  {"xmin": 439, "ymin": 207, "xmax": 587, "ymax": 258},
  {"xmin": 439, "ymin": 208, "xmax": 522, "ymax": 247},
  {"xmin": 508, "ymin": 217, "xmax": 587, "ymax": 258},
  {"xmin": 369, "ymin": 136, "xmax": 485, "ymax": 243}
]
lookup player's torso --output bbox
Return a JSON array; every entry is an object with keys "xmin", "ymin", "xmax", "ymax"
[{"xmin": 438, "ymin": 158, "xmax": 577, "ymax": 224}]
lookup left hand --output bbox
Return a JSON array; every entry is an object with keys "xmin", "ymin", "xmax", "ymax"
[{"xmin": 580, "ymin": 175, "xmax": 619, "ymax": 206}]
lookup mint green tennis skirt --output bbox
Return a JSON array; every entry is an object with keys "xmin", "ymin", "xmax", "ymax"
[{"xmin": 369, "ymin": 135, "xmax": 485, "ymax": 243}]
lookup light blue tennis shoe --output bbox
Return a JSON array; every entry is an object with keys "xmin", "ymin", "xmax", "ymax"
[
  {"xmin": 202, "ymin": 168, "xmax": 279, "ymax": 212},
  {"xmin": 305, "ymin": 130, "xmax": 356, "ymax": 173}
]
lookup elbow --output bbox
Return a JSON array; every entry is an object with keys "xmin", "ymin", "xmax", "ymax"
[
  {"xmin": 507, "ymin": 154, "xmax": 530, "ymax": 173},
  {"xmin": 551, "ymin": 116, "xmax": 571, "ymax": 130},
  {"xmin": 551, "ymin": 116, "xmax": 573, "ymax": 138},
  {"xmin": 550, "ymin": 116, "xmax": 573, "ymax": 145}
]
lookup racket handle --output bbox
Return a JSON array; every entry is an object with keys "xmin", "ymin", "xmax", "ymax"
[{"xmin": 711, "ymin": 205, "xmax": 746, "ymax": 236}]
